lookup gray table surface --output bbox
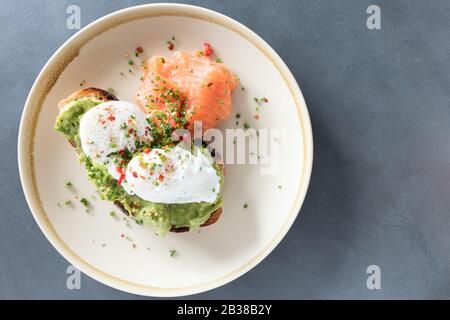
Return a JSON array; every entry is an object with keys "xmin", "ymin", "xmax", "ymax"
[{"xmin": 1, "ymin": 0, "xmax": 450, "ymax": 299}]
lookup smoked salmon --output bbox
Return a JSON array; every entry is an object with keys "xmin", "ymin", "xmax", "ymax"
[{"xmin": 135, "ymin": 51, "xmax": 237, "ymax": 133}]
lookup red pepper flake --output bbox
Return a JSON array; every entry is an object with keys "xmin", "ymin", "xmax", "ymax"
[
  {"xmin": 132, "ymin": 243, "xmax": 137, "ymax": 249},
  {"xmin": 116, "ymin": 167, "xmax": 126, "ymax": 185},
  {"xmin": 254, "ymin": 114, "xmax": 260, "ymax": 120},
  {"xmin": 169, "ymin": 119, "xmax": 177, "ymax": 128},
  {"xmin": 128, "ymin": 128, "xmax": 134, "ymax": 134},
  {"xmin": 135, "ymin": 46, "xmax": 144, "ymax": 54},
  {"xmin": 207, "ymin": 82, "xmax": 213, "ymax": 88},
  {"xmin": 118, "ymin": 150, "xmax": 125, "ymax": 156},
  {"xmin": 158, "ymin": 174, "xmax": 165, "ymax": 182},
  {"xmin": 167, "ymin": 41, "xmax": 174, "ymax": 51},
  {"xmin": 132, "ymin": 171, "xmax": 138, "ymax": 178},
  {"xmin": 203, "ymin": 42, "xmax": 213, "ymax": 57},
  {"xmin": 120, "ymin": 234, "xmax": 125, "ymax": 238},
  {"xmin": 120, "ymin": 159, "xmax": 125, "ymax": 165},
  {"xmin": 262, "ymin": 97, "xmax": 269, "ymax": 103},
  {"xmin": 107, "ymin": 114, "xmax": 115, "ymax": 121},
  {"xmin": 143, "ymin": 148, "xmax": 150, "ymax": 154}
]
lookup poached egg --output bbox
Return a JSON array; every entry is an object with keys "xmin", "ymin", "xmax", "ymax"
[
  {"xmin": 79, "ymin": 101, "xmax": 151, "ymax": 189},
  {"xmin": 125, "ymin": 146, "xmax": 221, "ymax": 204},
  {"xmin": 79, "ymin": 101, "xmax": 150, "ymax": 163}
]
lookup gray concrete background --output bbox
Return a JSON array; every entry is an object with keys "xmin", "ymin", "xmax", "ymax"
[{"xmin": 1, "ymin": 0, "xmax": 449, "ymax": 299}]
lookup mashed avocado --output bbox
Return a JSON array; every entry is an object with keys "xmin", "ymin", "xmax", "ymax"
[{"xmin": 54, "ymin": 98, "xmax": 223, "ymax": 235}]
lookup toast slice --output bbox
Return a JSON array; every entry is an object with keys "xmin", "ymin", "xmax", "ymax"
[{"xmin": 58, "ymin": 87, "xmax": 223, "ymax": 233}]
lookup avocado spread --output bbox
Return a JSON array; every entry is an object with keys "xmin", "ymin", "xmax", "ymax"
[{"xmin": 54, "ymin": 98, "xmax": 223, "ymax": 235}]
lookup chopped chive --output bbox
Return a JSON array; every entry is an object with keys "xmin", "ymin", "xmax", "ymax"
[
  {"xmin": 80, "ymin": 198, "xmax": 89, "ymax": 207},
  {"xmin": 243, "ymin": 203, "xmax": 248, "ymax": 209},
  {"xmin": 170, "ymin": 249, "xmax": 178, "ymax": 258}
]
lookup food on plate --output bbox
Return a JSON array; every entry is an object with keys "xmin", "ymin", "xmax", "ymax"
[
  {"xmin": 136, "ymin": 51, "xmax": 237, "ymax": 133},
  {"xmin": 54, "ymin": 48, "xmax": 234, "ymax": 235},
  {"xmin": 126, "ymin": 146, "xmax": 221, "ymax": 204}
]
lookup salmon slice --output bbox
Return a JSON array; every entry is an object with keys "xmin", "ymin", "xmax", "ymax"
[{"xmin": 136, "ymin": 51, "xmax": 237, "ymax": 133}]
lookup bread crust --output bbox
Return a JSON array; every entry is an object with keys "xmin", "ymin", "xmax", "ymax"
[
  {"xmin": 58, "ymin": 87, "xmax": 118, "ymax": 109},
  {"xmin": 59, "ymin": 87, "xmax": 222, "ymax": 233}
]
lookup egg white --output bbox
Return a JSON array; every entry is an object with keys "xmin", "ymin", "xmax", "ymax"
[
  {"xmin": 79, "ymin": 101, "xmax": 150, "ymax": 165},
  {"xmin": 125, "ymin": 146, "xmax": 220, "ymax": 204}
]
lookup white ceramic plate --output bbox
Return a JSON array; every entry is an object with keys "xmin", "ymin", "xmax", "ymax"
[{"xmin": 18, "ymin": 3, "xmax": 312, "ymax": 297}]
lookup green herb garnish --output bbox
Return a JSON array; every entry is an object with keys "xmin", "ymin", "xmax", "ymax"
[{"xmin": 80, "ymin": 198, "xmax": 89, "ymax": 207}]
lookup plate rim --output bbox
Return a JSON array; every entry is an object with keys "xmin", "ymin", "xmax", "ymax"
[{"xmin": 18, "ymin": 3, "xmax": 313, "ymax": 297}]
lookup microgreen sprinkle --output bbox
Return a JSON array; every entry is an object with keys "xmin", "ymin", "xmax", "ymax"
[{"xmin": 170, "ymin": 249, "xmax": 178, "ymax": 258}]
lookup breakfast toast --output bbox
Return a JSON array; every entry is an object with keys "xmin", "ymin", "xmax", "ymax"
[{"xmin": 58, "ymin": 87, "xmax": 223, "ymax": 232}]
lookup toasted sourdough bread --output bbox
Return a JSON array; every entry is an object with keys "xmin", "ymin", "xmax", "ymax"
[{"xmin": 58, "ymin": 87, "xmax": 222, "ymax": 233}]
